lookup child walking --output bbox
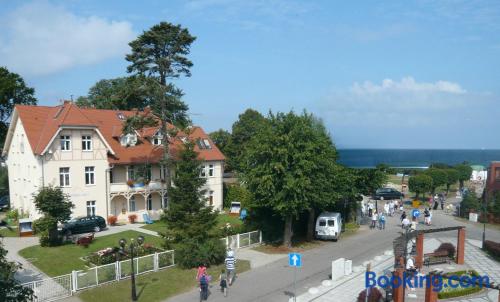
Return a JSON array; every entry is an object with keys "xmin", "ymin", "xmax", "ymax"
[{"xmin": 219, "ymin": 269, "xmax": 228, "ymax": 297}]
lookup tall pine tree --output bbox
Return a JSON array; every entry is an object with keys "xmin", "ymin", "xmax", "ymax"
[{"xmin": 161, "ymin": 140, "xmax": 224, "ymax": 268}]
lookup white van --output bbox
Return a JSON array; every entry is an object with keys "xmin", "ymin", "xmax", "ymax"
[{"xmin": 315, "ymin": 212, "xmax": 342, "ymax": 241}]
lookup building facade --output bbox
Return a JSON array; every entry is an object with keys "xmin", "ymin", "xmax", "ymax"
[{"xmin": 2, "ymin": 102, "xmax": 225, "ymax": 222}]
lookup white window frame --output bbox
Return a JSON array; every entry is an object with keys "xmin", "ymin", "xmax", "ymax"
[
  {"xmin": 59, "ymin": 167, "xmax": 70, "ymax": 187},
  {"xmin": 60, "ymin": 135, "xmax": 71, "ymax": 151},
  {"xmin": 147, "ymin": 195, "xmax": 153, "ymax": 211},
  {"xmin": 127, "ymin": 165, "xmax": 135, "ymax": 180},
  {"xmin": 208, "ymin": 164, "xmax": 214, "ymax": 177},
  {"xmin": 129, "ymin": 196, "xmax": 136, "ymax": 212},
  {"xmin": 162, "ymin": 195, "xmax": 168, "ymax": 209},
  {"xmin": 82, "ymin": 135, "xmax": 92, "ymax": 151},
  {"xmin": 86, "ymin": 201, "xmax": 96, "ymax": 216},
  {"xmin": 208, "ymin": 190, "xmax": 214, "ymax": 206},
  {"xmin": 85, "ymin": 166, "xmax": 95, "ymax": 185},
  {"xmin": 200, "ymin": 165, "xmax": 206, "ymax": 177},
  {"xmin": 153, "ymin": 137, "xmax": 162, "ymax": 145}
]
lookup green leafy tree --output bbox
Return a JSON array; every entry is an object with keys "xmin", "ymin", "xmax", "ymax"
[
  {"xmin": 126, "ymin": 22, "xmax": 196, "ymax": 197},
  {"xmin": 209, "ymin": 129, "xmax": 232, "ymax": 158},
  {"xmin": 408, "ymin": 174, "xmax": 433, "ymax": 198},
  {"xmin": 455, "ymin": 164, "xmax": 473, "ymax": 189},
  {"xmin": 241, "ymin": 111, "xmax": 337, "ymax": 247},
  {"xmin": 488, "ymin": 192, "xmax": 500, "ymax": 219},
  {"xmin": 33, "ymin": 186, "xmax": 74, "ymax": 246},
  {"xmin": 0, "ymin": 239, "xmax": 33, "ymax": 301},
  {"xmin": 229, "ymin": 109, "xmax": 267, "ymax": 172},
  {"xmin": 424, "ymin": 168, "xmax": 448, "ymax": 195},
  {"xmin": 161, "ymin": 141, "xmax": 224, "ymax": 268},
  {"xmin": 460, "ymin": 190, "xmax": 480, "ymax": 217},
  {"xmin": 355, "ymin": 167, "xmax": 388, "ymax": 197},
  {"xmin": 224, "ymin": 184, "xmax": 253, "ymax": 209},
  {"xmin": 429, "ymin": 163, "xmax": 451, "ymax": 169},
  {"xmin": 0, "ymin": 67, "xmax": 37, "ymax": 146},
  {"xmin": 444, "ymin": 168, "xmax": 460, "ymax": 193}
]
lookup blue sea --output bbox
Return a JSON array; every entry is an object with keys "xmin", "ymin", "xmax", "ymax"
[{"xmin": 337, "ymin": 149, "xmax": 500, "ymax": 168}]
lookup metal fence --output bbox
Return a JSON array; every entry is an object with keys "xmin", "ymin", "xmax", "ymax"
[
  {"xmin": 221, "ymin": 230, "xmax": 262, "ymax": 250},
  {"xmin": 22, "ymin": 250, "xmax": 175, "ymax": 302},
  {"xmin": 22, "ymin": 274, "xmax": 72, "ymax": 302}
]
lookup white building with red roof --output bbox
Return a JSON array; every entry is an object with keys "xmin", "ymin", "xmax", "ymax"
[{"xmin": 2, "ymin": 101, "xmax": 225, "ymax": 222}]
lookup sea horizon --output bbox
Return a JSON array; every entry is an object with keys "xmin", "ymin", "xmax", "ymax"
[{"xmin": 336, "ymin": 149, "xmax": 500, "ymax": 168}]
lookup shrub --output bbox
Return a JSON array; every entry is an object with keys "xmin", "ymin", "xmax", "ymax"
[
  {"xmin": 175, "ymin": 238, "xmax": 226, "ymax": 269},
  {"xmin": 128, "ymin": 214, "xmax": 138, "ymax": 223},
  {"xmin": 483, "ymin": 240, "xmax": 500, "ymax": 260},
  {"xmin": 107, "ymin": 215, "xmax": 117, "ymax": 226},
  {"xmin": 6, "ymin": 209, "xmax": 19, "ymax": 221},
  {"xmin": 435, "ymin": 242, "xmax": 456, "ymax": 258},
  {"xmin": 357, "ymin": 287, "xmax": 383, "ymax": 302}
]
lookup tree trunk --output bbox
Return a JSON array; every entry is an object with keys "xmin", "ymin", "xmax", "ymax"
[
  {"xmin": 283, "ymin": 215, "xmax": 293, "ymax": 248},
  {"xmin": 306, "ymin": 208, "xmax": 315, "ymax": 242},
  {"xmin": 446, "ymin": 184, "xmax": 450, "ymax": 194},
  {"xmin": 459, "ymin": 180, "xmax": 464, "ymax": 189}
]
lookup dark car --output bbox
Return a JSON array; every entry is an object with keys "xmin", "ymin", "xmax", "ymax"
[
  {"xmin": 0, "ymin": 195, "xmax": 10, "ymax": 211},
  {"xmin": 59, "ymin": 216, "xmax": 106, "ymax": 236},
  {"xmin": 373, "ymin": 188, "xmax": 404, "ymax": 200}
]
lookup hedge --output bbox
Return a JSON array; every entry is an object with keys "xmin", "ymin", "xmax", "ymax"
[{"xmin": 483, "ymin": 240, "xmax": 500, "ymax": 261}]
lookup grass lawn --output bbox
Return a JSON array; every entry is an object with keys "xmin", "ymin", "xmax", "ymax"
[
  {"xmin": 0, "ymin": 226, "xmax": 18, "ymax": 237},
  {"xmin": 78, "ymin": 260, "xmax": 251, "ymax": 302},
  {"xmin": 19, "ymin": 230, "xmax": 163, "ymax": 277},
  {"xmin": 141, "ymin": 213, "xmax": 244, "ymax": 235}
]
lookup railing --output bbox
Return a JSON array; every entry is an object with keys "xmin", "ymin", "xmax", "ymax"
[
  {"xmin": 221, "ymin": 230, "xmax": 262, "ymax": 250},
  {"xmin": 21, "ymin": 250, "xmax": 175, "ymax": 302},
  {"xmin": 110, "ymin": 181, "xmax": 164, "ymax": 193}
]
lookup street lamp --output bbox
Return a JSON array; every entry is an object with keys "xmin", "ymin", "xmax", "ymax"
[
  {"xmin": 482, "ymin": 201, "xmax": 487, "ymax": 249},
  {"xmin": 119, "ymin": 235, "xmax": 145, "ymax": 301}
]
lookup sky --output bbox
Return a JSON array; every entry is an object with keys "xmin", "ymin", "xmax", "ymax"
[{"xmin": 1, "ymin": 0, "xmax": 500, "ymax": 149}]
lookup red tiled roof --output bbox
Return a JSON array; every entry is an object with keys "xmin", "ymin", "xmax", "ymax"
[{"xmin": 14, "ymin": 102, "xmax": 225, "ymax": 164}]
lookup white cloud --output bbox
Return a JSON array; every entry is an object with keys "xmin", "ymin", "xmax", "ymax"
[
  {"xmin": 0, "ymin": 1, "xmax": 135, "ymax": 76},
  {"xmin": 351, "ymin": 77, "xmax": 466, "ymax": 95},
  {"xmin": 317, "ymin": 77, "xmax": 471, "ymax": 128}
]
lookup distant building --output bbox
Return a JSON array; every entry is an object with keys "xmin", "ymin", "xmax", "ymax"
[
  {"xmin": 485, "ymin": 162, "xmax": 500, "ymax": 200},
  {"xmin": 2, "ymin": 102, "xmax": 225, "ymax": 222}
]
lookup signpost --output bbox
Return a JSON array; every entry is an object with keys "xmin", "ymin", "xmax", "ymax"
[
  {"xmin": 289, "ymin": 253, "xmax": 302, "ymax": 302},
  {"xmin": 412, "ymin": 209, "xmax": 420, "ymax": 218}
]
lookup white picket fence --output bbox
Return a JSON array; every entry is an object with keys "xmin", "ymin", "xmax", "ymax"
[
  {"xmin": 22, "ymin": 250, "xmax": 174, "ymax": 302},
  {"xmin": 221, "ymin": 230, "xmax": 262, "ymax": 250},
  {"xmin": 22, "ymin": 230, "xmax": 262, "ymax": 302}
]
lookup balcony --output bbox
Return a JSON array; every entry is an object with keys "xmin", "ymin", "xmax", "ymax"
[{"xmin": 110, "ymin": 180, "xmax": 165, "ymax": 193}]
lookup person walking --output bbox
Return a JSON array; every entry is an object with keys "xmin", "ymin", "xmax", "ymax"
[
  {"xmin": 225, "ymin": 249, "xmax": 236, "ymax": 285},
  {"xmin": 196, "ymin": 264, "xmax": 207, "ymax": 281},
  {"xmin": 389, "ymin": 201, "xmax": 395, "ymax": 217},
  {"xmin": 424, "ymin": 208, "xmax": 430, "ymax": 225},
  {"xmin": 428, "ymin": 209, "xmax": 433, "ymax": 225},
  {"xmin": 199, "ymin": 272, "xmax": 209, "ymax": 301},
  {"xmin": 371, "ymin": 211, "xmax": 378, "ymax": 229},
  {"xmin": 379, "ymin": 213, "xmax": 386, "ymax": 230},
  {"xmin": 219, "ymin": 269, "xmax": 228, "ymax": 297},
  {"xmin": 384, "ymin": 202, "xmax": 389, "ymax": 216}
]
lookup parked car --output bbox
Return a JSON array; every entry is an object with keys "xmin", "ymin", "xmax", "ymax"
[
  {"xmin": 373, "ymin": 188, "xmax": 404, "ymax": 200},
  {"xmin": 315, "ymin": 212, "xmax": 342, "ymax": 241},
  {"xmin": 0, "ymin": 195, "xmax": 10, "ymax": 211},
  {"xmin": 59, "ymin": 216, "xmax": 106, "ymax": 236}
]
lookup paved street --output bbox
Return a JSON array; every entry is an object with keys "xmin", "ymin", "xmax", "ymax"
[{"xmin": 168, "ymin": 204, "xmax": 500, "ymax": 302}]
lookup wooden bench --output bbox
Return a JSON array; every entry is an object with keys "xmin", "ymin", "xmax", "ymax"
[
  {"xmin": 75, "ymin": 233, "xmax": 95, "ymax": 247},
  {"xmin": 424, "ymin": 250, "xmax": 450, "ymax": 267}
]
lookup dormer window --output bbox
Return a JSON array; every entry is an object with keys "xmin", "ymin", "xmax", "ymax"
[
  {"xmin": 117, "ymin": 112, "xmax": 126, "ymax": 120},
  {"xmin": 196, "ymin": 138, "xmax": 212, "ymax": 149},
  {"xmin": 60, "ymin": 135, "xmax": 71, "ymax": 151},
  {"xmin": 153, "ymin": 137, "xmax": 162, "ymax": 145},
  {"xmin": 120, "ymin": 133, "xmax": 138, "ymax": 147}
]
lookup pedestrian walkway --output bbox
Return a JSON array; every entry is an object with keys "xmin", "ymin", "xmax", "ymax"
[
  {"xmin": 294, "ymin": 236, "xmax": 500, "ymax": 302},
  {"xmin": 236, "ymin": 248, "xmax": 287, "ymax": 269}
]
